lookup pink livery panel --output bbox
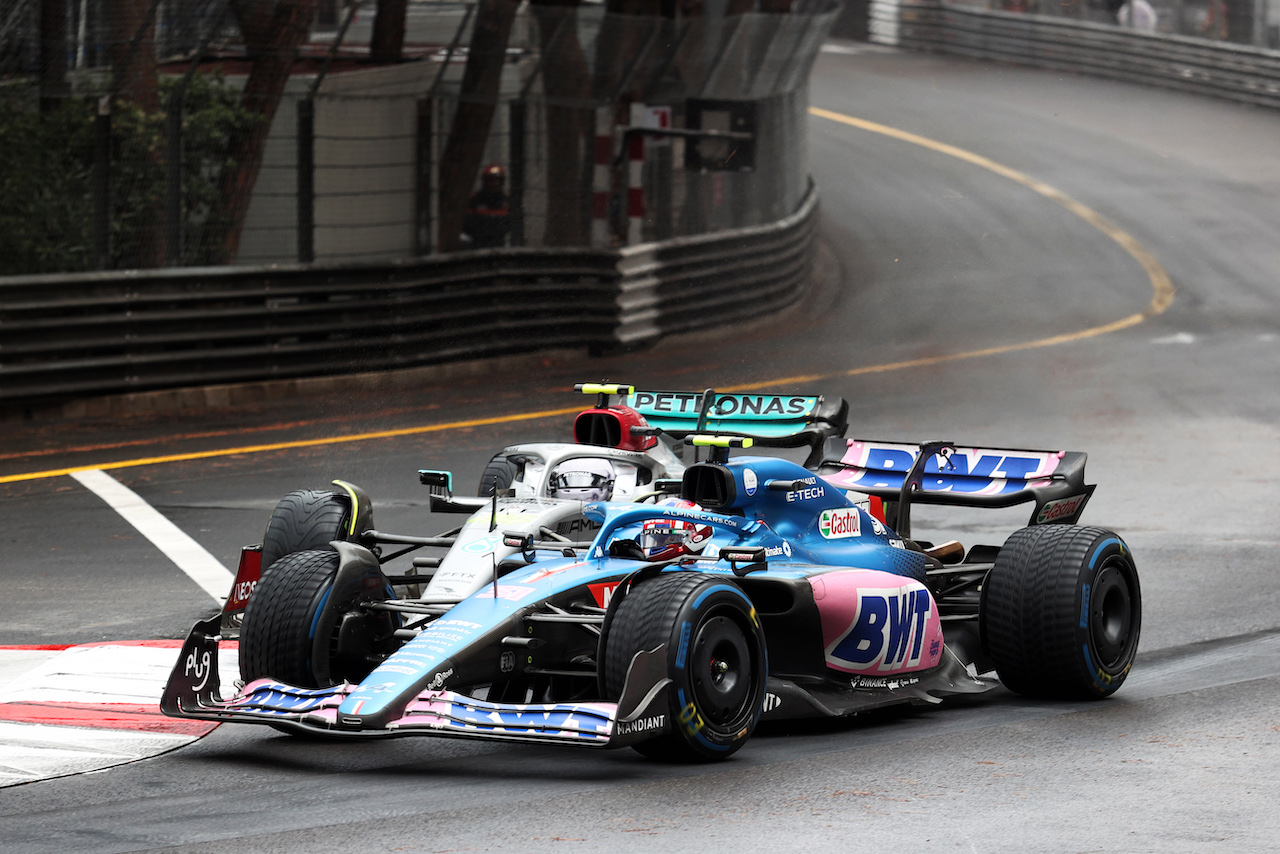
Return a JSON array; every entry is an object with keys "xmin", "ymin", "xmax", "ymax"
[{"xmin": 810, "ymin": 570, "xmax": 944, "ymax": 675}]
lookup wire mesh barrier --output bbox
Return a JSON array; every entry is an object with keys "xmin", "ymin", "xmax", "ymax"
[
  {"xmin": 870, "ymin": 0, "xmax": 1280, "ymax": 108},
  {"xmin": 0, "ymin": 182, "xmax": 817, "ymax": 412},
  {"xmin": 2, "ymin": 0, "xmax": 836, "ymax": 276}
]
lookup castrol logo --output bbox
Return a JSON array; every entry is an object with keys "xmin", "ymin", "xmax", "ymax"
[
  {"xmin": 1036, "ymin": 494, "xmax": 1086, "ymax": 524},
  {"xmin": 819, "ymin": 507, "xmax": 861, "ymax": 539}
]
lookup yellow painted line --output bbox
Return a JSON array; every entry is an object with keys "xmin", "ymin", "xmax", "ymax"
[
  {"xmin": 730, "ymin": 109, "xmax": 1175, "ymax": 391},
  {"xmin": 0, "ymin": 406, "xmax": 582, "ymax": 485},
  {"xmin": 5, "ymin": 112, "xmax": 1174, "ymax": 484},
  {"xmin": 808, "ymin": 107, "xmax": 1176, "ymax": 319}
]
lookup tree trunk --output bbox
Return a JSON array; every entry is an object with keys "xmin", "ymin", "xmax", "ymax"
[
  {"xmin": 371, "ymin": 0, "xmax": 409, "ymax": 62},
  {"xmin": 436, "ymin": 0, "xmax": 520, "ymax": 252},
  {"xmin": 107, "ymin": 0, "xmax": 159, "ymax": 112},
  {"xmin": 219, "ymin": 0, "xmax": 319, "ymax": 262},
  {"xmin": 39, "ymin": 0, "xmax": 69, "ymax": 113},
  {"xmin": 532, "ymin": 0, "xmax": 590, "ymax": 246},
  {"xmin": 107, "ymin": 0, "xmax": 163, "ymax": 268}
]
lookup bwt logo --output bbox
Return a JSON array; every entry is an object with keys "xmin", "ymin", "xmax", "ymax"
[
  {"xmin": 447, "ymin": 704, "xmax": 610, "ymax": 738},
  {"xmin": 850, "ymin": 446, "xmax": 1057, "ymax": 495},
  {"xmin": 829, "ymin": 585, "xmax": 934, "ymax": 672}
]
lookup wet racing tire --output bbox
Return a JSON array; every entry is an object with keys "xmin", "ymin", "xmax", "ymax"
[
  {"xmin": 239, "ymin": 549, "xmax": 399, "ymax": 688},
  {"xmin": 260, "ymin": 489, "xmax": 353, "ymax": 572},
  {"xmin": 983, "ymin": 525, "xmax": 1141, "ymax": 699},
  {"xmin": 478, "ymin": 454, "xmax": 519, "ymax": 497},
  {"xmin": 602, "ymin": 572, "xmax": 766, "ymax": 761}
]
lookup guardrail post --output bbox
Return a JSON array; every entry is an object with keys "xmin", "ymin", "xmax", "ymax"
[
  {"xmin": 592, "ymin": 107, "xmax": 613, "ymax": 247},
  {"xmin": 93, "ymin": 96, "xmax": 111, "ymax": 271},
  {"xmin": 415, "ymin": 97, "xmax": 432, "ymax": 255},
  {"xmin": 297, "ymin": 97, "xmax": 315, "ymax": 264},
  {"xmin": 626, "ymin": 103, "xmax": 645, "ymax": 246},
  {"xmin": 165, "ymin": 92, "xmax": 183, "ymax": 267},
  {"xmin": 509, "ymin": 99, "xmax": 526, "ymax": 247}
]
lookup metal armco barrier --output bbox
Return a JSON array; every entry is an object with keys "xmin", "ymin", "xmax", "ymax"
[
  {"xmin": 0, "ymin": 183, "xmax": 817, "ymax": 410},
  {"xmin": 616, "ymin": 184, "xmax": 819, "ymax": 345},
  {"xmin": 889, "ymin": 1, "xmax": 1280, "ymax": 111}
]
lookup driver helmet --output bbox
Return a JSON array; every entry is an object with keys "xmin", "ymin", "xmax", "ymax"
[
  {"xmin": 638, "ymin": 517, "xmax": 713, "ymax": 561},
  {"xmin": 549, "ymin": 458, "xmax": 616, "ymax": 501}
]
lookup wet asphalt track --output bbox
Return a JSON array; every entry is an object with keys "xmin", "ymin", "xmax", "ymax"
[{"xmin": 2, "ymin": 43, "xmax": 1279, "ymax": 853}]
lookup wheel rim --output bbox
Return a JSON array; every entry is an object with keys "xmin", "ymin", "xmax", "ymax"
[
  {"xmin": 1090, "ymin": 559, "xmax": 1136, "ymax": 669},
  {"xmin": 690, "ymin": 613, "xmax": 753, "ymax": 726}
]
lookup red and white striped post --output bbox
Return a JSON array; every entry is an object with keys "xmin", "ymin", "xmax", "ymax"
[
  {"xmin": 592, "ymin": 107, "xmax": 612, "ymax": 247},
  {"xmin": 627, "ymin": 103, "xmax": 646, "ymax": 246}
]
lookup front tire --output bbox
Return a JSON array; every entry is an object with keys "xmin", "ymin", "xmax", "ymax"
[
  {"xmin": 602, "ymin": 572, "xmax": 766, "ymax": 761},
  {"xmin": 261, "ymin": 489, "xmax": 354, "ymax": 572},
  {"xmin": 983, "ymin": 525, "xmax": 1141, "ymax": 699},
  {"xmin": 239, "ymin": 549, "xmax": 399, "ymax": 688}
]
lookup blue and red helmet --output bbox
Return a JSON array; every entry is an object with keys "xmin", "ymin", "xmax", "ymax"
[{"xmin": 638, "ymin": 517, "xmax": 713, "ymax": 561}]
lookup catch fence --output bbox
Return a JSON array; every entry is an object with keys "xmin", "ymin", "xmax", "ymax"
[{"xmin": 1, "ymin": 0, "xmax": 836, "ymax": 274}]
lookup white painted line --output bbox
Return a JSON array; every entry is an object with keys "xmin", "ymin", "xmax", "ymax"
[
  {"xmin": 0, "ymin": 650, "xmax": 60, "ymax": 687},
  {"xmin": 1152, "ymin": 332, "xmax": 1196, "ymax": 344},
  {"xmin": 0, "ymin": 645, "xmax": 184, "ymax": 704},
  {"xmin": 70, "ymin": 469, "xmax": 232, "ymax": 603},
  {"xmin": 0, "ymin": 643, "xmax": 242, "ymax": 787},
  {"xmin": 0, "ymin": 644, "xmax": 242, "ymax": 705},
  {"xmin": 0, "ymin": 721, "xmax": 192, "ymax": 786}
]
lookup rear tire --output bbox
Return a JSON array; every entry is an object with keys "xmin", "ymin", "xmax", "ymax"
[
  {"xmin": 983, "ymin": 525, "xmax": 1141, "ymax": 699},
  {"xmin": 239, "ymin": 549, "xmax": 399, "ymax": 688},
  {"xmin": 478, "ymin": 454, "xmax": 519, "ymax": 497},
  {"xmin": 602, "ymin": 572, "xmax": 766, "ymax": 761},
  {"xmin": 261, "ymin": 489, "xmax": 353, "ymax": 572}
]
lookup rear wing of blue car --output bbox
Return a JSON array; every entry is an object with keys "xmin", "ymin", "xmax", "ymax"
[
  {"xmin": 621, "ymin": 388, "xmax": 848, "ymax": 465},
  {"xmin": 817, "ymin": 437, "xmax": 1095, "ymax": 536}
]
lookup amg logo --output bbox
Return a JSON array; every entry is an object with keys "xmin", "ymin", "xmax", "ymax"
[{"xmin": 616, "ymin": 714, "xmax": 666, "ymax": 736}]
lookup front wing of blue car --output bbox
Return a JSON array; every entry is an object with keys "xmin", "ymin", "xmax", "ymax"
[{"xmin": 161, "ymin": 615, "xmax": 674, "ymax": 748}]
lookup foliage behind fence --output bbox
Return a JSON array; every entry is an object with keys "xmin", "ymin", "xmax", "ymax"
[{"xmin": 1, "ymin": 0, "xmax": 836, "ymax": 276}]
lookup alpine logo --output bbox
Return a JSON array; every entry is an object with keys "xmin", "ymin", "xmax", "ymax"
[{"xmin": 819, "ymin": 507, "xmax": 861, "ymax": 539}]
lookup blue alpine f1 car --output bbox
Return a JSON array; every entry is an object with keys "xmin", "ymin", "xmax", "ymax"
[{"xmin": 162, "ymin": 385, "xmax": 1141, "ymax": 761}]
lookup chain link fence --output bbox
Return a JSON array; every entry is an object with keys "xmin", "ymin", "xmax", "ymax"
[{"xmin": 1, "ymin": 0, "xmax": 835, "ymax": 275}]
